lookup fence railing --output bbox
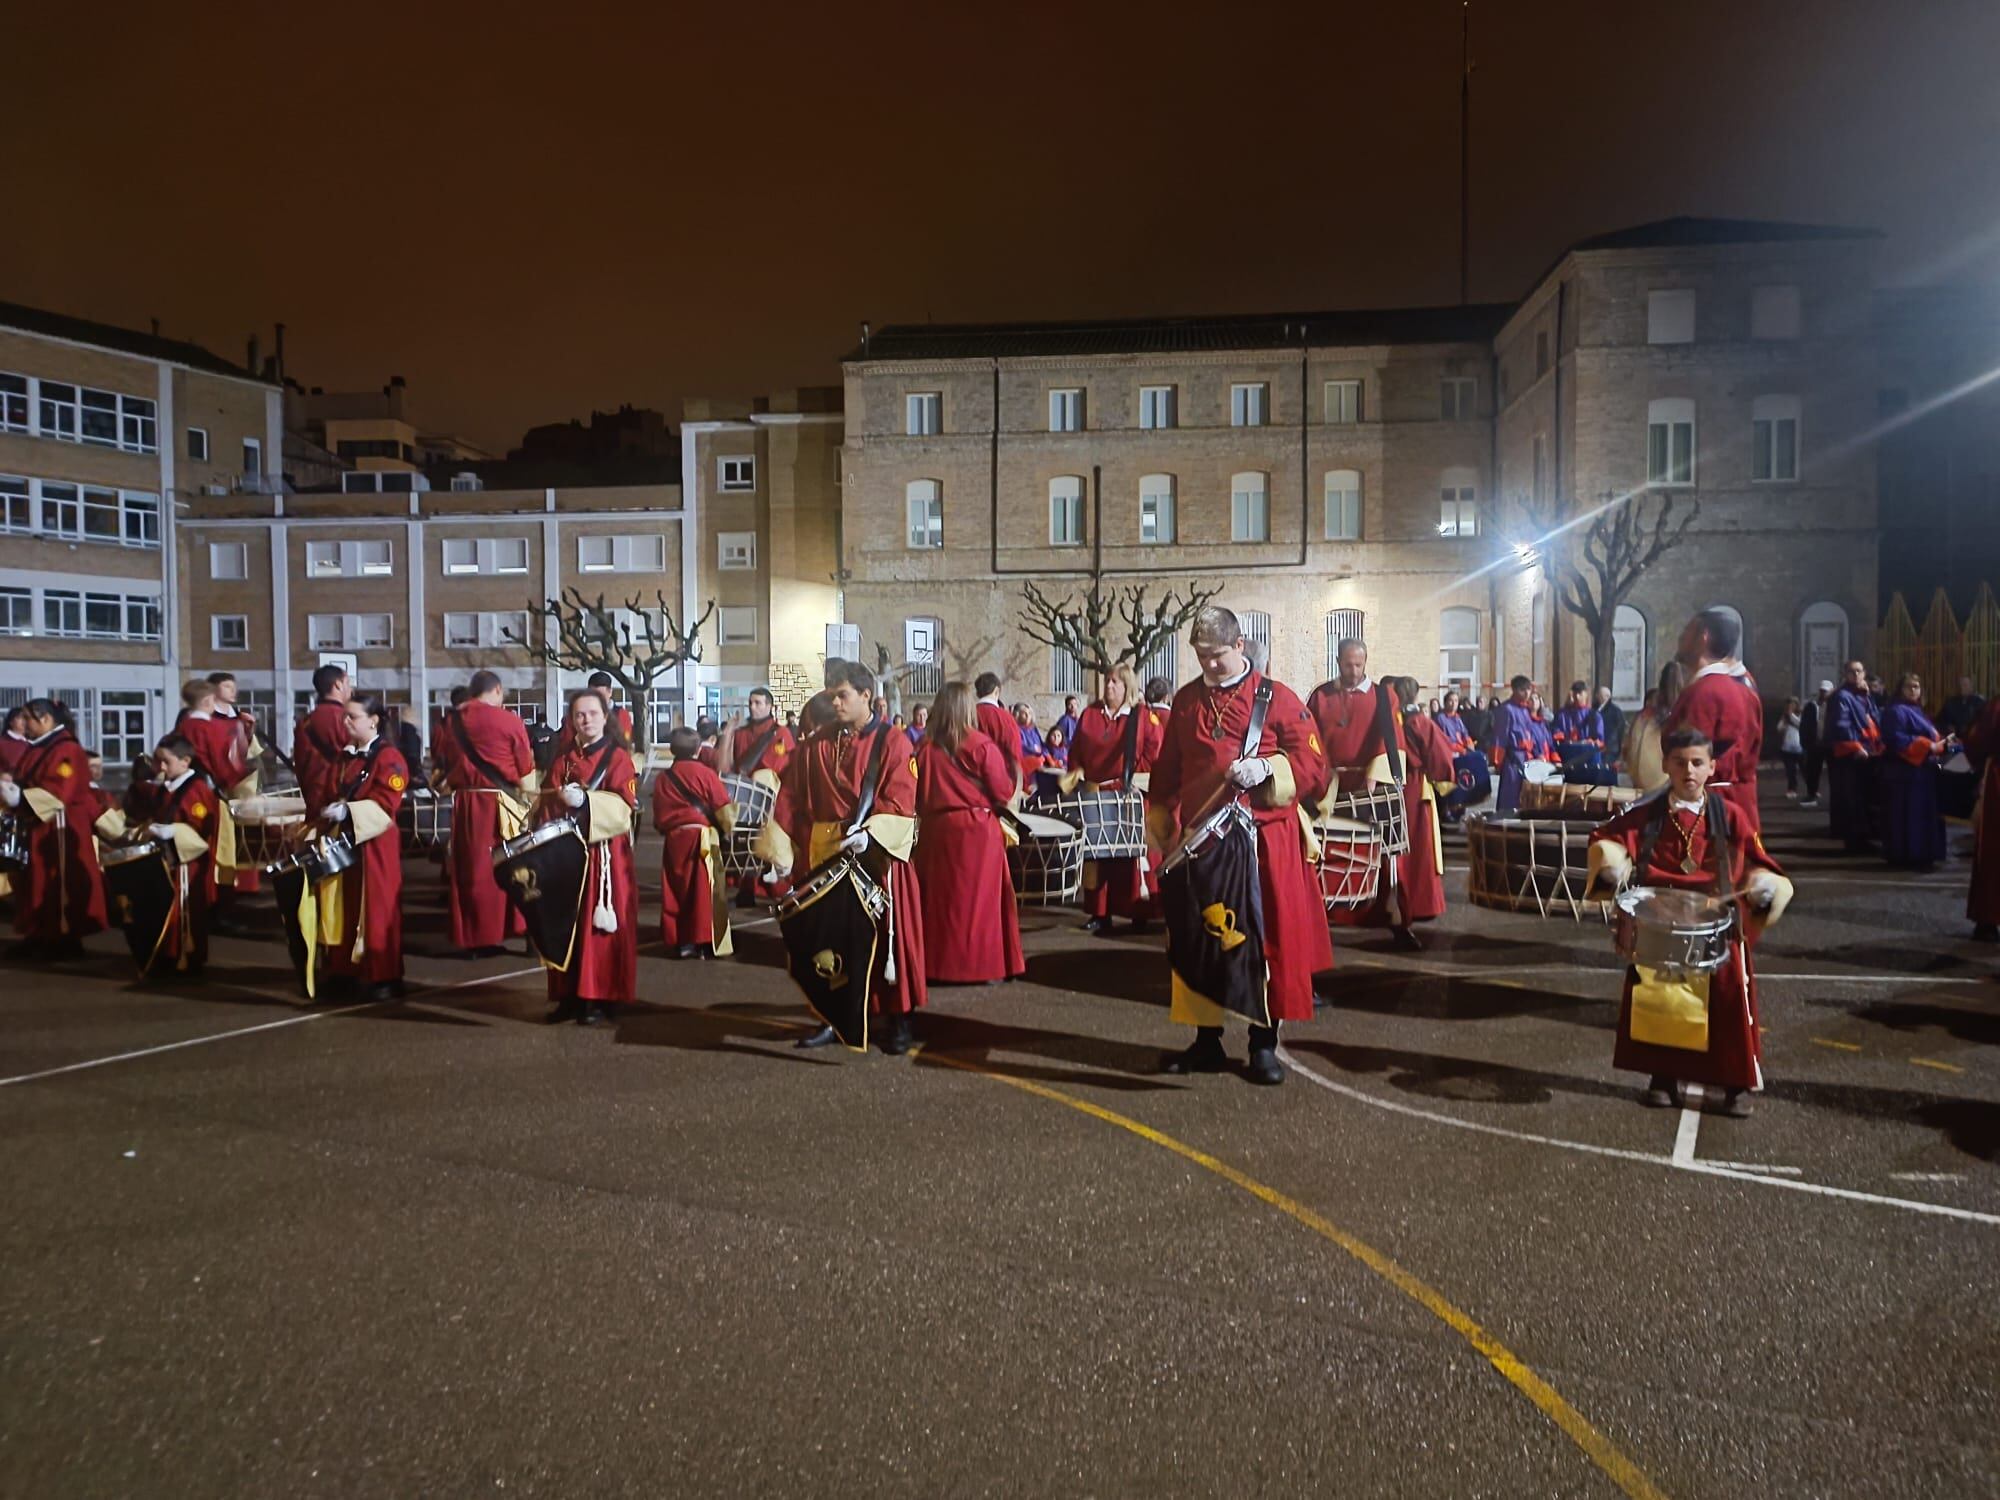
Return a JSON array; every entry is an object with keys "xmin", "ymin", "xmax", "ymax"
[{"xmin": 1877, "ymin": 584, "xmax": 2000, "ymax": 699}]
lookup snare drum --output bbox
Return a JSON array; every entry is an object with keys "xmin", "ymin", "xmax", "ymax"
[
  {"xmin": 1031, "ymin": 788, "xmax": 1146, "ymax": 859},
  {"xmin": 1327, "ymin": 783, "xmax": 1409, "ymax": 857},
  {"xmin": 774, "ymin": 850, "xmax": 891, "ymax": 928},
  {"xmin": 1008, "ymin": 810, "xmax": 1084, "ymax": 906},
  {"xmin": 721, "ymin": 774, "xmax": 776, "ymax": 830},
  {"xmin": 101, "ymin": 838, "xmax": 170, "ymax": 869},
  {"xmin": 1313, "ymin": 814, "xmax": 1384, "ymax": 911},
  {"xmin": 264, "ymin": 832, "xmax": 360, "ymax": 884},
  {"xmin": 400, "ymin": 788, "xmax": 453, "ymax": 854},
  {"xmin": 493, "ymin": 816, "xmax": 581, "ymax": 868},
  {"xmin": 231, "ymin": 793, "xmax": 307, "ymax": 868},
  {"xmin": 1615, "ymin": 886, "xmax": 1734, "ymax": 975},
  {"xmin": 0, "ymin": 812, "xmax": 30, "ymax": 873}
]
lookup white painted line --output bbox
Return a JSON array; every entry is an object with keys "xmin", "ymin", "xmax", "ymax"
[
  {"xmin": 1705, "ymin": 1161, "xmax": 1805, "ymax": 1176},
  {"xmin": 1276, "ymin": 1046, "xmax": 2000, "ymax": 1228},
  {"xmin": 1672, "ymin": 1088, "xmax": 1703, "ymax": 1164},
  {"xmin": 1343, "ymin": 955, "xmax": 1990, "ymax": 986},
  {"xmin": 1891, "ymin": 1172, "xmax": 1966, "ymax": 1183},
  {"xmin": 0, "ymin": 966, "xmax": 544, "ymax": 1090}
]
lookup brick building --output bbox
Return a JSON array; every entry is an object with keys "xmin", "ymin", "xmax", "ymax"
[{"xmin": 839, "ymin": 217, "xmax": 1883, "ymax": 719}]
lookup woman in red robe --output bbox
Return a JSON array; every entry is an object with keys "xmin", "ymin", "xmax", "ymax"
[
  {"xmin": 652, "ymin": 726, "xmax": 734, "ymax": 960},
  {"xmin": 1064, "ymin": 665, "xmax": 1166, "ymax": 934},
  {"xmin": 541, "ymin": 689, "xmax": 639, "ymax": 1025},
  {"xmin": 1394, "ymin": 677, "xmax": 1458, "ymax": 926},
  {"xmin": 1, "ymin": 698, "xmax": 107, "ymax": 958},
  {"xmin": 111, "ymin": 734, "xmax": 221, "ymax": 978},
  {"xmin": 312, "ymin": 695, "xmax": 410, "ymax": 1001},
  {"xmin": 914, "ymin": 681, "xmax": 1023, "ymax": 984},
  {"xmin": 1588, "ymin": 728, "xmax": 1791, "ymax": 1117}
]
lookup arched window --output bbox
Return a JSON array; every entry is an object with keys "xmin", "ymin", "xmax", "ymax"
[
  {"xmin": 1231, "ymin": 472, "xmax": 1269, "ymax": 542},
  {"xmin": 1139, "ymin": 473, "xmax": 1176, "ymax": 545},
  {"xmin": 1049, "ymin": 475, "xmax": 1085, "ymax": 546},
  {"xmin": 1752, "ymin": 394, "xmax": 1800, "ymax": 482},
  {"xmin": 1438, "ymin": 466, "xmax": 1477, "ymax": 536},
  {"xmin": 905, "ymin": 479, "xmax": 942, "ymax": 549},
  {"xmin": 1612, "ymin": 603, "xmax": 1648, "ymax": 707},
  {"xmin": 1647, "ymin": 398, "xmax": 1696, "ymax": 487},
  {"xmin": 1439, "ymin": 607, "xmax": 1480, "ymax": 693},
  {"xmin": 1324, "ymin": 469, "xmax": 1361, "ymax": 540},
  {"xmin": 1798, "ymin": 601, "xmax": 1848, "ymax": 695}
]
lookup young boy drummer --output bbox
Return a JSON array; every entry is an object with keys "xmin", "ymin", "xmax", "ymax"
[
  {"xmin": 651, "ymin": 726, "xmax": 737, "ymax": 960},
  {"xmin": 1587, "ymin": 728, "xmax": 1792, "ymax": 1118}
]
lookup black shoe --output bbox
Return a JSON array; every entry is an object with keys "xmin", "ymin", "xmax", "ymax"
[
  {"xmin": 794, "ymin": 1024, "xmax": 839, "ymax": 1049},
  {"xmin": 1976, "ymin": 924, "xmax": 2000, "ymax": 944},
  {"xmin": 1245, "ymin": 1047, "xmax": 1284, "ymax": 1086},
  {"xmin": 1163, "ymin": 1030, "xmax": 1228, "ymax": 1075},
  {"xmin": 1391, "ymin": 926, "xmax": 1424, "ymax": 952},
  {"xmin": 364, "ymin": 980, "xmax": 403, "ymax": 1003},
  {"xmin": 1642, "ymin": 1075, "xmax": 1679, "ymax": 1109},
  {"xmin": 4, "ymin": 939, "xmax": 43, "ymax": 961},
  {"xmin": 473, "ymin": 945, "xmax": 508, "ymax": 959},
  {"xmin": 580, "ymin": 1003, "xmax": 611, "ymax": 1027},
  {"xmin": 676, "ymin": 943, "xmax": 701, "ymax": 961},
  {"xmin": 880, "ymin": 1017, "xmax": 917, "ymax": 1056},
  {"xmin": 1716, "ymin": 1088, "xmax": 1753, "ymax": 1119},
  {"xmin": 1081, "ymin": 916, "xmax": 1109, "ymax": 935}
]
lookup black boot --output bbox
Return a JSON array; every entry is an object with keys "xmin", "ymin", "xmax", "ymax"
[
  {"xmin": 546, "ymin": 997, "xmax": 584, "ymax": 1025},
  {"xmin": 364, "ymin": 979, "xmax": 403, "ymax": 1004},
  {"xmin": 880, "ymin": 1014, "xmax": 917, "ymax": 1056},
  {"xmin": 1081, "ymin": 916, "xmax": 1109, "ymax": 935},
  {"xmin": 1975, "ymin": 924, "xmax": 1999, "ymax": 944},
  {"xmin": 1245, "ymin": 1024, "xmax": 1283, "ymax": 1086},
  {"xmin": 1391, "ymin": 925, "xmax": 1424, "ymax": 952},
  {"xmin": 1716, "ymin": 1088, "xmax": 1753, "ymax": 1119},
  {"xmin": 580, "ymin": 1003, "xmax": 611, "ymax": 1027},
  {"xmin": 1163, "ymin": 1027, "xmax": 1227, "ymax": 1075},
  {"xmin": 1642, "ymin": 1074, "xmax": 1679, "ymax": 1109},
  {"xmin": 676, "ymin": 943, "xmax": 701, "ymax": 961},
  {"xmin": 794, "ymin": 1024, "xmax": 839, "ymax": 1049},
  {"xmin": 735, "ymin": 882, "xmax": 758, "ymax": 911}
]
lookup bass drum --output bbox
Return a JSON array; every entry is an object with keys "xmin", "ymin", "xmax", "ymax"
[
  {"xmin": 1463, "ymin": 813, "xmax": 1610, "ymax": 922},
  {"xmin": 1008, "ymin": 810, "xmax": 1083, "ymax": 906},
  {"xmin": 1313, "ymin": 814, "xmax": 1383, "ymax": 911}
]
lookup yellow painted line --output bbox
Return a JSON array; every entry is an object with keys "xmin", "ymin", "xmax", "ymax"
[
  {"xmin": 1811, "ymin": 1038, "xmax": 1863, "ymax": 1053},
  {"xmin": 923, "ymin": 1051, "xmax": 1668, "ymax": 1500},
  {"xmin": 1911, "ymin": 1057, "xmax": 1965, "ymax": 1075}
]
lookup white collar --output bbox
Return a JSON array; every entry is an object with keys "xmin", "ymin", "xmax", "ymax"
[
  {"xmin": 1211, "ymin": 664, "xmax": 1252, "ymax": 690},
  {"xmin": 978, "ymin": 693, "xmax": 1002, "ymax": 706},
  {"xmin": 3, "ymin": 731, "xmax": 23, "ymax": 743},
  {"xmin": 1103, "ymin": 702, "xmax": 1132, "ymax": 719},
  {"xmin": 186, "ymin": 709, "xmax": 212, "ymax": 721},
  {"xmin": 1693, "ymin": 659, "xmax": 1747, "ymax": 682},
  {"xmin": 1338, "ymin": 676, "xmax": 1374, "ymax": 694},
  {"xmin": 212, "ymin": 702, "xmax": 238, "ymax": 717},
  {"xmin": 342, "ymin": 734, "xmax": 378, "ymax": 757},
  {"xmin": 1670, "ymin": 795, "xmax": 1705, "ymax": 815},
  {"xmin": 29, "ymin": 727, "xmax": 59, "ymax": 744},
  {"xmin": 164, "ymin": 768, "xmax": 195, "ymax": 792}
]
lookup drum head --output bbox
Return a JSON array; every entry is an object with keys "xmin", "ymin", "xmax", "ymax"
[
  {"xmin": 1616, "ymin": 885, "xmax": 1725, "ymax": 927},
  {"xmin": 1017, "ymin": 811, "xmax": 1078, "ymax": 839}
]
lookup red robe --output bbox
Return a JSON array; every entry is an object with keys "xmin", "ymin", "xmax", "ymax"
[
  {"xmin": 0, "ymin": 732, "xmax": 27, "ymax": 777},
  {"xmin": 291, "ymin": 700, "xmax": 350, "ymax": 817},
  {"xmin": 176, "ymin": 713, "xmax": 248, "ymax": 794},
  {"xmin": 1306, "ymin": 679, "xmax": 1408, "ymax": 795},
  {"xmin": 1394, "ymin": 712, "xmax": 1457, "ymax": 924},
  {"xmin": 1149, "ymin": 671, "xmax": 1333, "ymax": 1023},
  {"xmin": 124, "ymin": 771, "xmax": 221, "ymax": 972},
  {"xmin": 771, "ymin": 720, "xmax": 927, "ymax": 1014},
  {"xmin": 319, "ymin": 742, "xmax": 409, "ymax": 985},
  {"xmin": 976, "ymin": 700, "xmax": 1023, "ymax": 791},
  {"xmin": 439, "ymin": 701, "xmax": 535, "ymax": 949},
  {"xmin": 10, "ymin": 730, "xmax": 107, "ymax": 942},
  {"xmin": 1593, "ymin": 796, "xmax": 1782, "ymax": 1091},
  {"xmin": 543, "ymin": 740, "xmax": 640, "ymax": 1005},
  {"xmin": 1067, "ymin": 701, "xmax": 1167, "ymax": 920},
  {"xmin": 652, "ymin": 756, "xmax": 730, "ymax": 951},
  {"xmin": 1966, "ymin": 700, "xmax": 2000, "ymax": 925},
  {"xmin": 727, "ymin": 716, "xmax": 797, "ymax": 779},
  {"xmin": 1666, "ymin": 666, "xmax": 1765, "ymax": 834},
  {"xmin": 914, "ymin": 730, "xmax": 1023, "ymax": 983}
]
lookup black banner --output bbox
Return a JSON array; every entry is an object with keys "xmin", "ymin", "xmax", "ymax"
[
  {"xmin": 104, "ymin": 849, "xmax": 179, "ymax": 976},
  {"xmin": 778, "ymin": 862, "xmax": 882, "ymax": 1050},
  {"xmin": 495, "ymin": 826, "xmax": 589, "ymax": 972},
  {"xmin": 1161, "ymin": 812, "xmax": 1269, "ymax": 1025}
]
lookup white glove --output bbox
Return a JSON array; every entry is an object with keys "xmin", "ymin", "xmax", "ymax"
[
  {"xmin": 149, "ymin": 823, "xmax": 176, "ymax": 841},
  {"xmin": 322, "ymin": 801, "xmax": 348, "ymax": 823},
  {"xmin": 1229, "ymin": 757, "xmax": 1272, "ymax": 789},
  {"xmin": 0, "ymin": 780, "xmax": 18, "ymax": 807},
  {"xmin": 762, "ymin": 866, "xmax": 790, "ymax": 885},
  {"xmin": 839, "ymin": 828, "xmax": 870, "ymax": 855},
  {"xmin": 562, "ymin": 784, "xmax": 588, "ymax": 808}
]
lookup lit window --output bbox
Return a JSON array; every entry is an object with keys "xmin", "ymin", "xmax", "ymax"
[
  {"xmin": 1049, "ymin": 476, "xmax": 1085, "ymax": 546},
  {"xmin": 212, "ymin": 615, "xmax": 249, "ymax": 652},
  {"xmin": 1139, "ymin": 386, "xmax": 1176, "ymax": 430},
  {"xmin": 1139, "ymin": 474, "xmax": 1176, "ymax": 544},
  {"xmin": 906, "ymin": 479, "xmax": 943, "ymax": 549},
  {"xmin": 1751, "ymin": 395, "xmax": 1800, "ymax": 483},
  {"xmin": 1751, "ymin": 285, "xmax": 1801, "ymax": 341},
  {"xmin": 1647, "ymin": 289, "xmax": 1696, "ymax": 345},
  {"xmin": 1230, "ymin": 472, "xmax": 1269, "ymax": 541},
  {"xmin": 1439, "ymin": 607, "xmax": 1481, "ymax": 688},
  {"xmin": 906, "ymin": 393, "xmax": 941, "ymax": 436},
  {"xmin": 719, "ymin": 456, "xmax": 756, "ymax": 491},
  {"xmin": 1438, "ymin": 468, "xmax": 1478, "ymax": 536},
  {"xmin": 1440, "ymin": 377, "xmax": 1475, "ymax": 421},
  {"xmin": 1646, "ymin": 398, "xmax": 1696, "ymax": 487},
  {"xmin": 1324, "ymin": 469, "xmax": 1361, "ymax": 540},
  {"xmin": 1231, "ymin": 384, "xmax": 1268, "ymax": 427},
  {"xmin": 1049, "ymin": 389, "xmax": 1084, "ymax": 433},
  {"xmin": 1324, "ymin": 380, "xmax": 1360, "ymax": 424}
]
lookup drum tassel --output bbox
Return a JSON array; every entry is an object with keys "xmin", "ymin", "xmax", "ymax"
[{"xmin": 592, "ymin": 844, "xmax": 618, "ymax": 933}]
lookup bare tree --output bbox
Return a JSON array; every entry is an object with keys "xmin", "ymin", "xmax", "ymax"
[
  {"xmin": 1017, "ymin": 579, "xmax": 1222, "ymax": 682},
  {"xmin": 507, "ymin": 589, "xmax": 715, "ymax": 751},
  {"xmin": 1513, "ymin": 489, "xmax": 1700, "ymax": 692}
]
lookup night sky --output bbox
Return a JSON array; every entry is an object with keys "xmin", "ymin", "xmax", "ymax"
[{"xmin": 9, "ymin": 1, "xmax": 1999, "ymax": 451}]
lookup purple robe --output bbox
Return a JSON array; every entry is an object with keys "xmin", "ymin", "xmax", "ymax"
[
  {"xmin": 1880, "ymin": 700, "xmax": 1947, "ymax": 868},
  {"xmin": 1485, "ymin": 699, "xmax": 1554, "ymax": 814}
]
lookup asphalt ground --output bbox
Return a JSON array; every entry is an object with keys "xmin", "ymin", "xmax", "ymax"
[{"xmin": 0, "ymin": 770, "xmax": 1994, "ymax": 1499}]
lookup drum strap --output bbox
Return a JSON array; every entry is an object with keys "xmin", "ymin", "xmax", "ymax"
[
  {"xmin": 738, "ymin": 721, "xmax": 783, "ymax": 778},
  {"xmin": 846, "ymin": 722, "xmax": 896, "ymax": 835},
  {"xmin": 1243, "ymin": 679, "xmax": 1274, "ymax": 760},
  {"xmin": 1119, "ymin": 705, "xmax": 1143, "ymax": 788},
  {"xmin": 338, "ymin": 739, "xmax": 385, "ymax": 800},
  {"xmin": 663, "ymin": 762, "xmax": 724, "ymax": 832},
  {"xmin": 449, "ymin": 712, "xmax": 528, "ymax": 810},
  {"xmin": 1373, "ymin": 681, "xmax": 1403, "ymax": 783}
]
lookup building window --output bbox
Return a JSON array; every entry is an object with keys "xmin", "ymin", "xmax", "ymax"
[
  {"xmin": 308, "ymin": 613, "xmax": 394, "ymax": 650},
  {"xmin": 1751, "ymin": 395, "xmax": 1800, "ymax": 483},
  {"xmin": 1646, "ymin": 398, "xmax": 1696, "ymax": 487},
  {"xmin": 903, "ymin": 617, "xmax": 942, "ymax": 696},
  {"xmin": 1751, "ymin": 285, "xmax": 1801, "ymax": 341},
  {"xmin": 39, "ymin": 589, "xmax": 160, "ymax": 642},
  {"xmin": 38, "ymin": 382, "xmax": 79, "ymax": 440},
  {"xmin": 906, "ymin": 479, "xmax": 943, "ymax": 549},
  {"xmin": 576, "ymin": 533, "xmax": 667, "ymax": 572},
  {"xmin": 1239, "ymin": 610, "xmax": 1272, "ymax": 668},
  {"xmin": 188, "ymin": 427, "xmax": 209, "ymax": 462},
  {"xmin": 14, "ymin": 378, "xmax": 154, "ymax": 452},
  {"xmin": 719, "ymin": 456, "xmax": 756, "ymax": 492},
  {"xmin": 717, "ymin": 606, "xmax": 758, "ymax": 645},
  {"xmin": 1535, "ymin": 330, "xmax": 1550, "ymax": 378},
  {"xmin": 1051, "ymin": 646, "xmax": 1087, "ymax": 696},
  {"xmin": 718, "ymin": 531, "xmax": 757, "ymax": 570},
  {"xmin": 1647, "ymin": 289, "xmax": 1696, "ymax": 345},
  {"xmin": 906, "ymin": 392, "xmax": 941, "ymax": 436},
  {"xmin": 305, "ymin": 538, "xmax": 394, "ymax": 578},
  {"xmin": 1230, "ymin": 383, "xmax": 1268, "ymax": 427},
  {"xmin": 209, "ymin": 541, "xmax": 249, "ymax": 580},
  {"xmin": 0, "ymin": 374, "xmax": 27, "ymax": 433},
  {"xmin": 1049, "ymin": 476, "xmax": 1085, "ymax": 546},
  {"xmin": 443, "ymin": 610, "xmax": 532, "ymax": 650},
  {"xmin": 1139, "ymin": 474, "xmax": 1176, "ymax": 545},
  {"xmin": 1139, "ymin": 385, "xmax": 1177, "ymax": 430},
  {"xmin": 449, "ymin": 472, "xmax": 483, "ymax": 493},
  {"xmin": 1049, "ymin": 389, "xmax": 1084, "ymax": 433},
  {"xmin": 1439, "ymin": 607, "xmax": 1481, "ymax": 690},
  {"xmin": 0, "ymin": 476, "xmax": 25, "ymax": 533},
  {"xmin": 0, "ymin": 587, "xmax": 31, "ymax": 635},
  {"xmin": 1324, "ymin": 469, "xmax": 1361, "ymax": 540},
  {"xmin": 1140, "ymin": 633, "xmax": 1177, "ymax": 688},
  {"xmin": 1230, "ymin": 472, "xmax": 1270, "ymax": 541},
  {"xmin": 242, "ymin": 436, "xmax": 262, "ymax": 476},
  {"xmin": 1324, "ymin": 610, "xmax": 1366, "ymax": 679},
  {"xmin": 4, "ymin": 476, "xmax": 160, "ymax": 549},
  {"xmin": 1438, "ymin": 468, "xmax": 1478, "ymax": 536},
  {"xmin": 212, "ymin": 615, "xmax": 249, "ymax": 652},
  {"xmin": 1440, "ymin": 377, "xmax": 1475, "ymax": 421},
  {"xmin": 442, "ymin": 536, "xmax": 530, "ymax": 575},
  {"xmin": 1324, "ymin": 380, "xmax": 1361, "ymax": 424}
]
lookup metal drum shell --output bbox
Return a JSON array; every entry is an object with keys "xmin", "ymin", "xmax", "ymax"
[
  {"xmin": 1463, "ymin": 812, "xmax": 1611, "ymax": 922},
  {"xmin": 101, "ymin": 838, "xmax": 171, "ymax": 869},
  {"xmin": 0, "ymin": 812, "xmax": 33, "ymax": 872},
  {"xmin": 1614, "ymin": 885, "xmax": 1734, "ymax": 974},
  {"xmin": 775, "ymin": 852, "xmax": 889, "ymax": 927}
]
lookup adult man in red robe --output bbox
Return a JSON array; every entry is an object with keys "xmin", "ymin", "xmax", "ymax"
[
  {"xmin": 1307, "ymin": 637, "xmax": 1422, "ymax": 948},
  {"xmin": 1062, "ymin": 664, "xmax": 1166, "ymax": 934},
  {"xmin": 2, "ymin": 698, "xmax": 108, "ymax": 958},
  {"xmin": 1665, "ymin": 608, "xmax": 1765, "ymax": 836},
  {"xmin": 1587, "ymin": 728, "xmax": 1791, "ymax": 1117},
  {"xmin": 1148, "ymin": 606, "xmax": 1332, "ymax": 1085},
  {"xmin": 537, "ymin": 691, "xmax": 640, "ymax": 1026},
  {"xmin": 291, "ymin": 663, "xmax": 353, "ymax": 818},
  {"xmin": 914, "ymin": 681, "xmax": 1022, "ymax": 984},
  {"xmin": 718, "ymin": 686, "xmax": 798, "ymax": 907},
  {"xmin": 974, "ymin": 670, "xmax": 1023, "ymax": 798},
  {"xmin": 1964, "ymin": 695, "xmax": 2000, "ymax": 941},
  {"xmin": 652, "ymin": 725, "xmax": 736, "ymax": 960},
  {"xmin": 439, "ymin": 670, "xmax": 536, "ymax": 955},
  {"xmin": 759, "ymin": 659, "xmax": 927, "ymax": 1054}
]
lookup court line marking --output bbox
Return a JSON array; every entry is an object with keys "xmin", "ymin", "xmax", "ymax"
[
  {"xmin": 1339, "ymin": 954, "xmax": 1991, "ymax": 986},
  {"xmin": 1672, "ymin": 1087, "xmax": 1704, "ymax": 1165},
  {"xmin": 0, "ymin": 966, "xmax": 545, "ymax": 1089},
  {"xmin": 1910, "ymin": 1057, "xmax": 1966, "ymax": 1074},
  {"xmin": 1277, "ymin": 1047, "xmax": 2000, "ymax": 1228}
]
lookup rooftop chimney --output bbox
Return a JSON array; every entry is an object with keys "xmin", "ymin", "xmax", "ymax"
[
  {"xmin": 247, "ymin": 334, "xmax": 260, "ymax": 374},
  {"xmin": 274, "ymin": 322, "xmax": 286, "ymax": 380}
]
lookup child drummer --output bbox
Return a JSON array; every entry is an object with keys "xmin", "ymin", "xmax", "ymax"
[{"xmin": 1586, "ymin": 728, "xmax": 1792, "ymax": 1118}]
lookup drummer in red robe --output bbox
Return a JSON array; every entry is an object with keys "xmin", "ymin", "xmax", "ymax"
[
  {"xmin": 718, "ymin": 687, "xmax": 797, "ymax": 907},
  {"xmin": 291, "ymin": 663, "xmax": 353, "ymax": 818},
  {"xmin": 438, "ymin": 670, "xmax": 537, "ymax": 955},
  {"xmin": 652, "ymin": 725, "xmax": 736, "ymax": 960},
  {"xmin": 758, "ymin": 660, "xmax": 928, "ymax": 1054},
  {"xmin": 101, "ymin": 734, "xmax": 221, "ymax": 978},
  {"xmin": 974, "ymin": 670, "xmax": 1023, "ymax": 798},
  {"xmin": 1964, "ymin": 695, "xmax": 2000, "ymax": 941},
  {"xmin": 1587, "ymin": 728, "xmax": 1792, "ymax": 1117},
  {"xmin": 914, "ymin": 681, "xmax": 1022, "ymax": 984},
  {"xmin": 0, "ymin": 706, "xmax": 28, "ymax": 777},
  {"xmin": 1061, "ymin": 664, "xmax": 1165, "ymax": 935},
  {"xmin": 1148, "ymin": 607, "xmax": 1333, "ymax": 1085},
  {"xmin": 1307, "ymin": 637, "xmax": 1423, "ymax": 948},
  {"xmin": 1393, "ymin": 677, "xmax": 1457, "ymax": 928},
  {"xmin": 1, "ymin": 698, "xmax": 107, "ymax": 958},
  {"xmin": 305, "ymin": 695, "xmax": 409, "ymax": 1000},
  {"xmin": 540, "ymin": 688, "xmax": 640, "ymax": 1026},
  {"xmin": 1664, "ymin": 608, "xmax": 1765, "ymax": 835}
]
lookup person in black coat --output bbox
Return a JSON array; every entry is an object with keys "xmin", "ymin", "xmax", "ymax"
[{"xmin": 1799, "ymin": 680, "xmax": 1830, "ymax": 808}]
